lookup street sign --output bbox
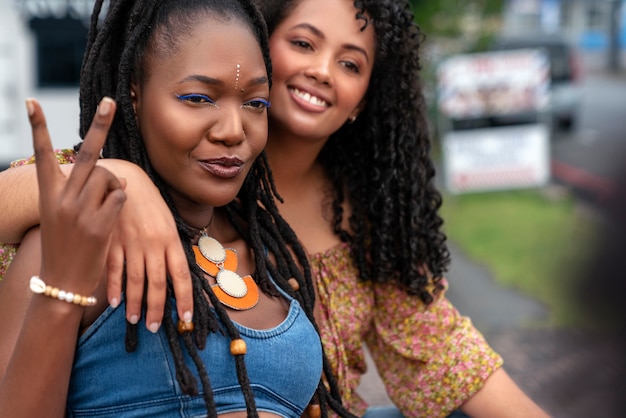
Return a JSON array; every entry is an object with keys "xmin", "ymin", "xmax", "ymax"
[
  {"xmin": 443, "ymin": 124, "xmax": 550, "ymax": 193},
  {"xmin": 437, "ymin": 49, "xmax": 551, "ymax": 193},
  {"xmin": 437, "ymin": 48, "xmax": 550, "ymax": 119}
]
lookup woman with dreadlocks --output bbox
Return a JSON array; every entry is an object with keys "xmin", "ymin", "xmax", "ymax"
[
  {"xmin": 0, "ymin": 0, "xmax": 549, "ymax": 417},
  {"xmin": 0, "ymin": 0, "xmax": 354, "ymax": 417}
]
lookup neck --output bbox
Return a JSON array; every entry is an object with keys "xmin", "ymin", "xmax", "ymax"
[
  {"xmin": 184, "ymin": 210, "xmax": 242, "ymax": 247},
  {"xmin": 167, "ymin": 189, "xmax": 216, "ymax": 231},
  {"xmin": 265, "ymin": 127, "xmax": 329, "ymax": 194},
  {"xmin": 181, "ymin": 211, "xmax": 215, "ymax": 234}
]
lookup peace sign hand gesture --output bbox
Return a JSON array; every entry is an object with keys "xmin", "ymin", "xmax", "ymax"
[{"xmin": 27, "ymin": 97, "xmax": 126, "ymax": 302}]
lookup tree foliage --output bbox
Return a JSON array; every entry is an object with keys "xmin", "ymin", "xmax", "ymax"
[{"xmin": 410, "ymin": 0, "xmax": 505, "ymax": 51}]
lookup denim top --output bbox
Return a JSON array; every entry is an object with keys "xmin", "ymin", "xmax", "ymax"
[{"xmin": 66, "ymin": 287, "xmax": 322, "ymax": 418}]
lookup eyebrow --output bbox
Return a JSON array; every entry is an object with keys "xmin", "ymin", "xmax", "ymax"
[
  {"xmin": 178, "ymin": 74, "xmax": 269, "ymax": 86},
  {"xmin": 290, "ymin": 23, "xmax": 370, "ymax": 63}
]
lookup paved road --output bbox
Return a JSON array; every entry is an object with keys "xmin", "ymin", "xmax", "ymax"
[
  {"xmin": 550, "ymin": 51, "xmax": 626, "ymax": 205},
  {"xmin": 446, "ymin": 244, "xmax": 625, "ymax": 418}
]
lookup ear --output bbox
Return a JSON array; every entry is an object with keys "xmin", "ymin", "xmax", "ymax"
[{"xmin": 348, "ymin": 98, "xmax": 367, "ymax": 123}]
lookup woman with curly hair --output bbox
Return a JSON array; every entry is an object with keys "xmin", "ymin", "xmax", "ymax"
[
  {"xmin": 256, "ymin": 1, "xmax": 547, "ymax": 417},
  {"xmin": 0, "ymin": 0, "xmax": 548, "ymax": 416}
]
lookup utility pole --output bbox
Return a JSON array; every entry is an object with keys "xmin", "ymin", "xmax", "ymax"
[{"xmin": 608, "ymin": 0, "xmax": 622, "ymax": 71}]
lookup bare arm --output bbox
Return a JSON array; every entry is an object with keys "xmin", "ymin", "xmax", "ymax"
[
  {"xmin": 0, "ymin": 228, "xmax": 86, "ymax": 417},
  {"xmin": 0, "ymin": 98, "xmax": 125, "ymax": 416},
  {"xmin": 0, "ymin": 156, "xmax": 194, "ymax": 335},
  {"xmin": 0, "ymin": 163, "xmax": 70, "ymax": 243},
  {"xmin": 461, "ymin": 367, "xmax": 551, "ymax": 418}
]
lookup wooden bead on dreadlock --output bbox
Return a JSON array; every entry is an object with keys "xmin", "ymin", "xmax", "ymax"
[
  {"xmin": 177, "ymin": 319, "xmax": 194, "ymax": 334},
  {"xmin": 230, "ymin": 338, "xmax": 247, "ymax": 355},
  {"xmin": 287, "ymin": 278, "xmax": 300, "ymax": 291},
  {"xmin": 306, "ymin": 402, "xmax": 321, "ymax": 418}
]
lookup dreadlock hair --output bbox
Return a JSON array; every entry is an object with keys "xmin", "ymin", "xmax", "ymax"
[
  {"xmin": 75, "ymin": 0, "xmax": 354, "ymax": 416},
  {"xmin": 258, "ymin": 0, "xmax": 451, "ymax": 304}
]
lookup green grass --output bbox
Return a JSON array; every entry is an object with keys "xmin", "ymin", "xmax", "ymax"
[{"xmin": 440, "ymin": 188, "xmax": 600, "ymax": 327}]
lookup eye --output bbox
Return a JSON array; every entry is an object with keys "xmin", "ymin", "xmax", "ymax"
[
  {"xmin": 175, "ymin": 93, "xmax": 216, "ymax": 105},
  {"xmin": 243, "ymin": 99, "xmax": 271, "ymax": 112},
  {"xmin": 341, "ymin": 61, "xmax": 360, "ymax": 74},
  {"xmin": 291, "ymin": 39, "xmax": 313, "ymax": 50}
]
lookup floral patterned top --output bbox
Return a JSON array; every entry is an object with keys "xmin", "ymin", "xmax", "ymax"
[
  {"xmin": 311, "ymin": 242, "xmax": 503, "ymax": 418},
  {"xmin": 0, "ymin": 150, "xmax": 502, "ymax": 417},
  {"xmin": 0, "ymin": 150, "xmax": 77, "ymax": 278}
]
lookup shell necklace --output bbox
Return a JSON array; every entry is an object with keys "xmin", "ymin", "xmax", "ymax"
[{"xmin": 192, "ymin": 231, "xmax": 259, "ymax": 310}]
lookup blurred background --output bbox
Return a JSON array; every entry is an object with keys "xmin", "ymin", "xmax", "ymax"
[
  {"xmin": 0, "ymin": 0, "xmax": 625, "ymax": 416},
  {"xmin": 406, "ymin": 1, "xmax": 625, "ymax": 416}
]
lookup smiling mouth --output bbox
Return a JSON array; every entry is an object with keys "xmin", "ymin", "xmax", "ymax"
[{"xmin": 289, "ymin": 87, "xmax": 329, "ymax": 107}]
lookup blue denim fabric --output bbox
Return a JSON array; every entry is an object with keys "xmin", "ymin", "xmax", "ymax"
[
  {"xmin": 363, "ymin": 406, "xmax": 406, "ymax": 418},
  {"xmin": 363, "ymin": 406, "xmax": 470, "ymax": 418},
  {"xmin": 66, "ymin": 292, "xmax": 322, "ymax": 418}
]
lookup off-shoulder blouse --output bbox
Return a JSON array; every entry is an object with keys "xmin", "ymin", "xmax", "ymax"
[{"xmin": 310, "ymin": 242, "xmax": 502, "ymax": 417}]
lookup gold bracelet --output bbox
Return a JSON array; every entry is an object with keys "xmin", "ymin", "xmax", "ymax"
[{"xmin": 29, "ymin": 276, "xmax": 97, "ymax": 307}]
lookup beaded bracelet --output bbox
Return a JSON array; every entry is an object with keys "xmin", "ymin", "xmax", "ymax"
[{"xmin": 29, "ymin": 276, "xmax": 97, "ymax": 307}]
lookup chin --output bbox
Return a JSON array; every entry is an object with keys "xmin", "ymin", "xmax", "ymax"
[
  {"xmin": 284, "ymin": 120, "xmax": 326, "ymax": 138},
  {"xmin": 210, "ymin": 187, "xmax": 246, "ymax": 207}
]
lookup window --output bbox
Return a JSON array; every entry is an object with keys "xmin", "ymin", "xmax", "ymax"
[
  {"xmin": 586, "ymin": 3, "xmax": 606, "ymax": 30},
  {"xmin": 28, "ymin": 17, "xmax": 88, "ymax": 88}
]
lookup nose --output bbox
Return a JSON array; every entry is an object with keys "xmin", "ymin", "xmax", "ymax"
[
  {"xmin": 303, "ymin": 53, "xmax": 333, "ymax": 86},
  {"xmin": 208, "ymin": 103, "xmax": 245, "ymax": 146}
]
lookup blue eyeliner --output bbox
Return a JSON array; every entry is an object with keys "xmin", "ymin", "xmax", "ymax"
[{"xmin": 175, "ymin": 93, "xmax": 217, "ymax": 105}]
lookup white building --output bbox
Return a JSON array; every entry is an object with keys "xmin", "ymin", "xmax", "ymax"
[
  {"xmin": 504, "ymin": 0, "xmax": 625, "ymax": 49},
  {"xmin": 0, "ymin": 0, "xmax": 93, "ymax": 167}
]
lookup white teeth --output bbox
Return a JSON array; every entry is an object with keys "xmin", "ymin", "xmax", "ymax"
[{"xmin": 291, "ymin": 88, "xmax": 328, "ymax": 107}]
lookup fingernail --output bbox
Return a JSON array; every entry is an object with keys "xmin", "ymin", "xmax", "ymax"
[
  {"xmin": 98, "ymin": 97, "xmax": 113, "ymax": 116},
  {"xmin": 129, "ymin": 314, "xmax": 139, "ymax": 325},
  {"xmin": 25, "ymin": 99, "xmax": 35, "ymax": 116},
  {"xmin": 110, "ymin": 297, "xmax": 119, "ymax": 308},
  {"xmin": 148, "ymin": 322, "xmax": 160, "ymax": 333},
  {"xmin": 183, "ymin": 311, "xmax": 193, "ymax": 322}
]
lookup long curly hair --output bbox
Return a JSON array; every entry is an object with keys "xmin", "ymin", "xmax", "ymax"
[
  {"xmin": 75, "ymin": 0, "xmax": 355, "ymax": 416},
  {"xmin": 258, "ymin": 0, "xmax": 451, "ymax": 303}
]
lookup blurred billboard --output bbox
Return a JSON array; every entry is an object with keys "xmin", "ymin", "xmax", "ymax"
[{"xmin": 437, "ymin": 49, "xmax": 551, "ymax": 194}]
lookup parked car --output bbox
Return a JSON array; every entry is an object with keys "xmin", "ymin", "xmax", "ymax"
[{"xmin": 490, "ymin": 34, "xmax": 583, "ymax": 131}]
